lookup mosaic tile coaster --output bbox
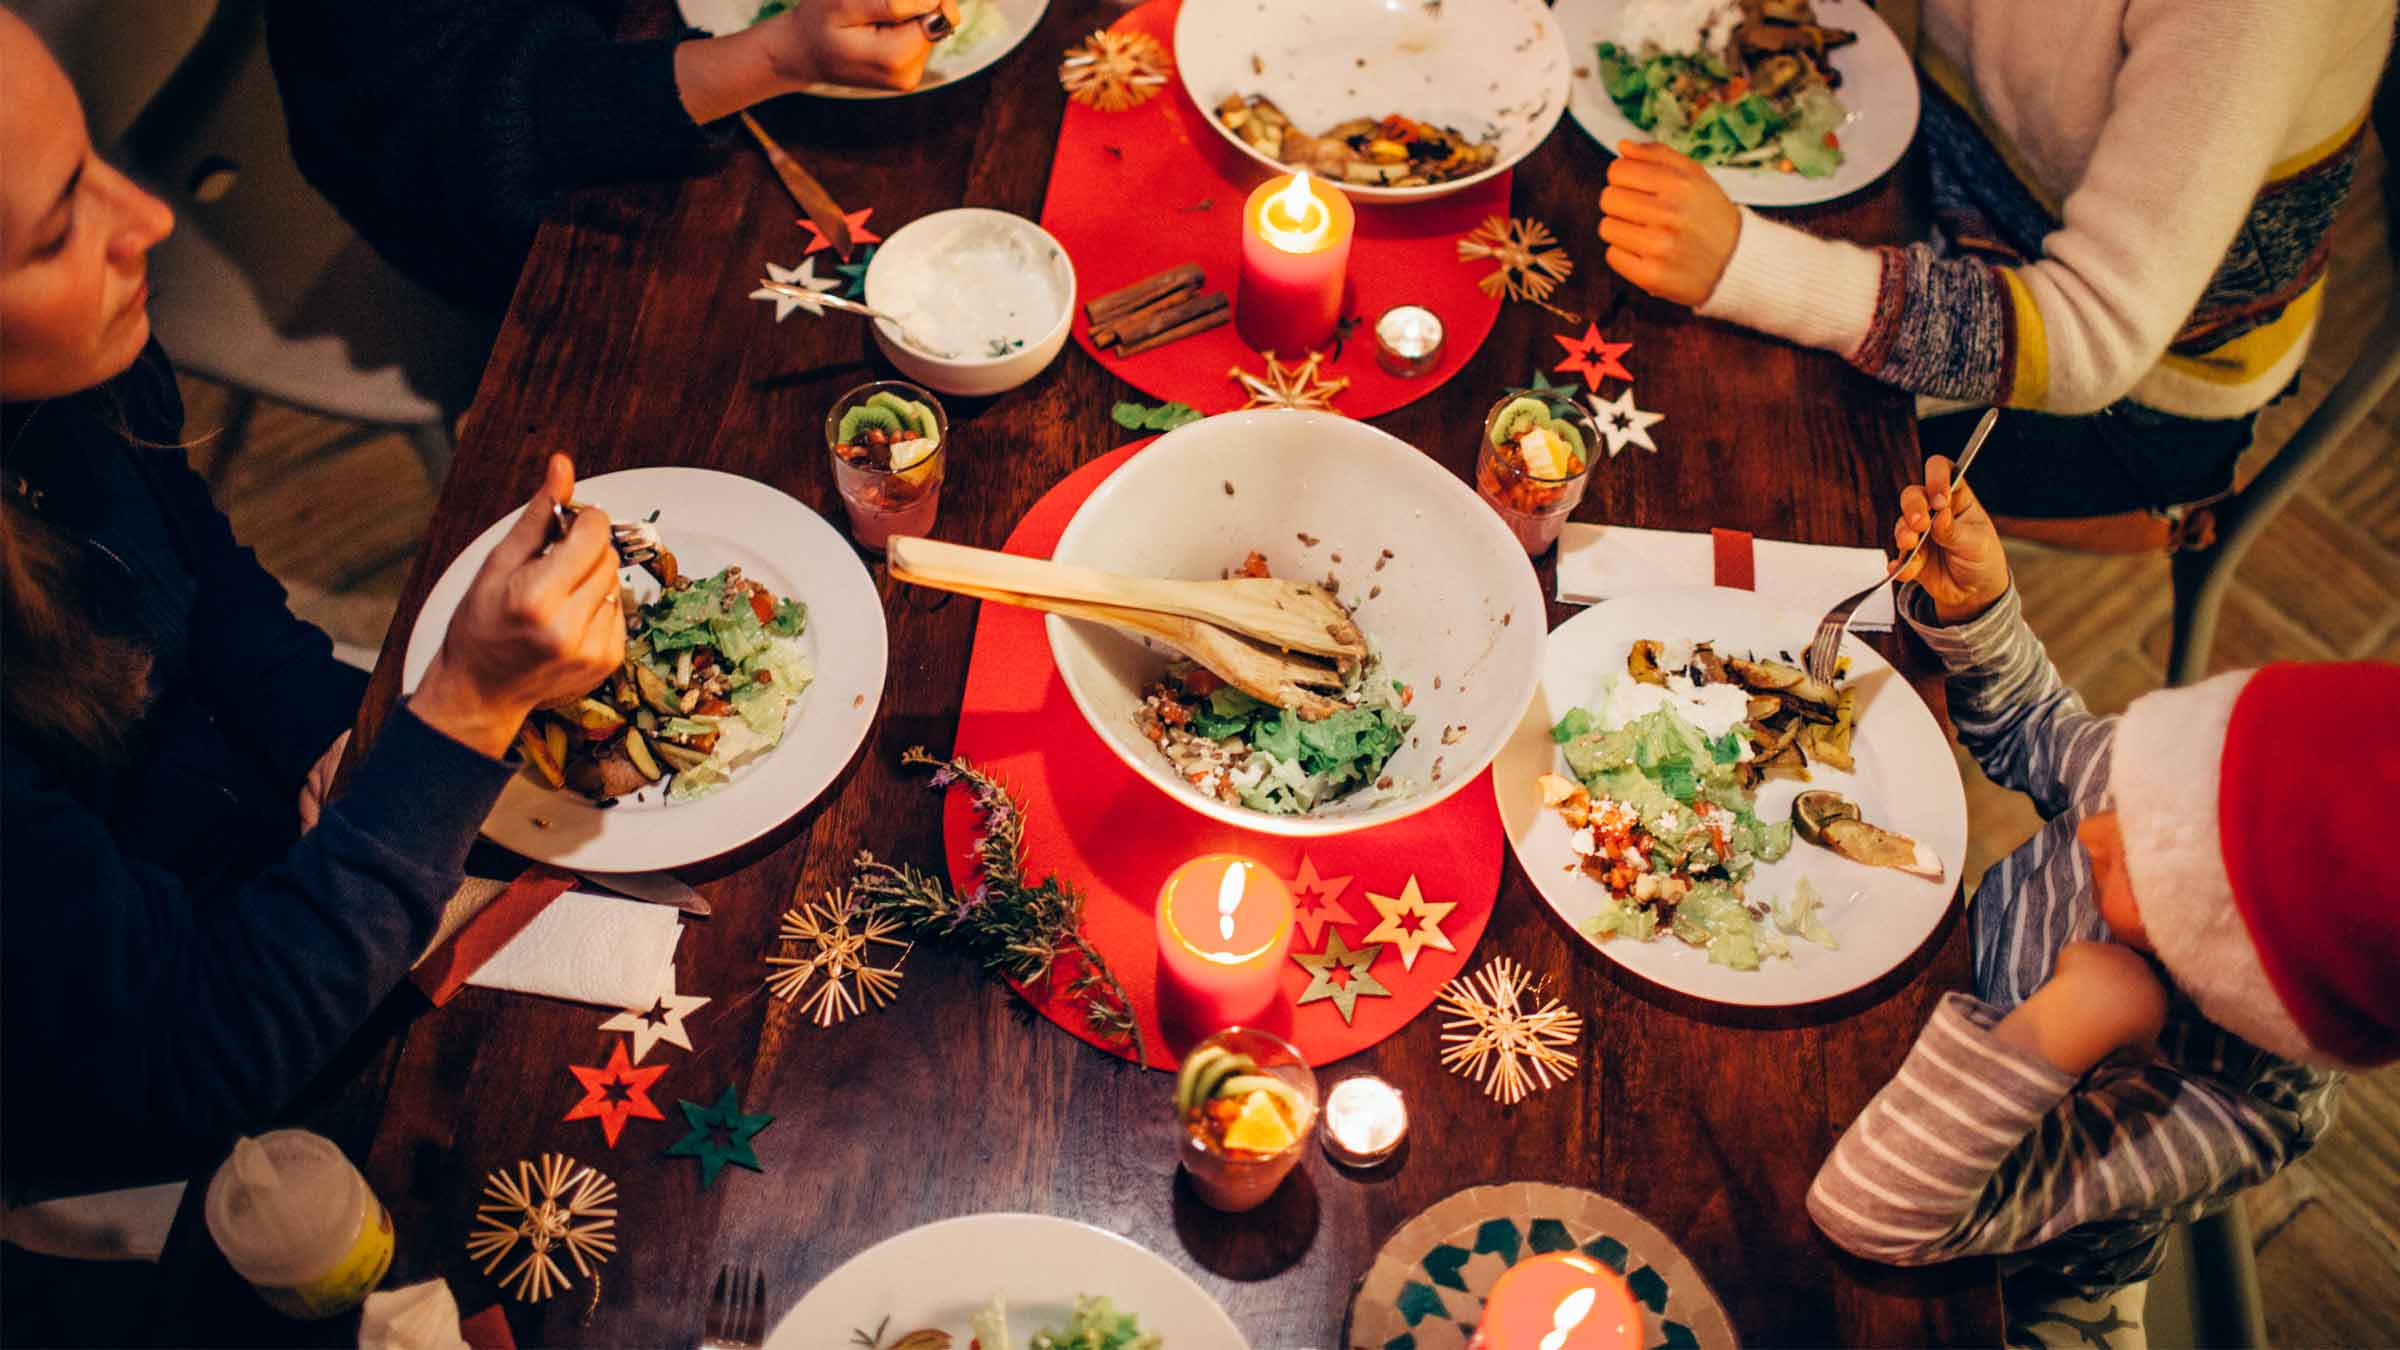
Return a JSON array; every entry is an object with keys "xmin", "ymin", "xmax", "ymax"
[{"xmin": 1347, "ymin": 1182, "xmax": 1736, "ymax": 1349}]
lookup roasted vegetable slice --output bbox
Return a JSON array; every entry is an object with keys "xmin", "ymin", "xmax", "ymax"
[
  {"xmin": 517, "ymin": 722, "xmax": 566, "ymax": 789},
  {"xmin": 1792, "ymin": 790, "xmax": 1943, "ymax": 877}
]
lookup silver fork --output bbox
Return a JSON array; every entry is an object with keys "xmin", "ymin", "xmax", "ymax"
[
  {"xmin": 1803, "ymin": 407, "xmax": 1999, "ymax": 684},
  {"xmin": 700, "ymin": 1262, "xmax": 768, "ymax": 1349}
]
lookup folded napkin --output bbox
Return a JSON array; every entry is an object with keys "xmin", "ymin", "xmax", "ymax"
[
  {"xmin": 360, "ymin": 1279, "xmax": 468, "ymax": 1350},
  {"xmin": 1555, "ymin": 523, "xmax": 1896, "ymax": 631},
  {"xmin": 464, "ymin": 890, "xmax": 682, "ymax": 1010},
  {"xmin": 412, "ymin": 870, "xmax": 577, "ymax": 1008}
]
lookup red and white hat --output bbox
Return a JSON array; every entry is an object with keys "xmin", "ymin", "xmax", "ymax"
[{"xmin": 2114, "ymin": 662, "xmax": 2400, "ymax": 1068}]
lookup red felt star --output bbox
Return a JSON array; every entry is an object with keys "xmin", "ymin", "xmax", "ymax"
[
  {"xmin": 1553, "ymin": 324, "xmax": 1634, "ymax": 386},
  {"xmin": 799, "ymin": 207, "xmax": 882, "ymax": 256},
  {"xmin": 563, "ymin": 1041, "xmax": 667, "ymax": 1148},
  {"xmin": 1285, "ymin": 855, "xmax": 1357, "ymax": 947}
]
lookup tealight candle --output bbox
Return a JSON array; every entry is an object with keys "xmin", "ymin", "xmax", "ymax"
[
  {"xmin": 1470, "ymin": 1253, "xmax": 1644, "ymax": 1350},
  {"xmin": 1155, "ymin": 855, "xmax": 1295, "ymax": 1032},
  {"xmin": 1320, "ymin": 1075, "xmax": 1408, "ymax": 1167},
  {"xmin": 1234, "ymin": 171, "xmax": 1356, "ymax": 357},
  {"xmin": 1373, "ymin": 305, "xmax": 1445, "ymax": 378}
]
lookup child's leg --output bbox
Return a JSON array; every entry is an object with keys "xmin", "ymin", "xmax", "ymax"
[{"xmin": 1918, "ymin": 402, "xmax": 2255, "ymax": 519}]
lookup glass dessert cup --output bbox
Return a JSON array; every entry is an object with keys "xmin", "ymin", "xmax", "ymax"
[
  {"xmin": 1475, "ymin": 392, "xmax": 1598, "ymax": 557},
  {"xmin": 1175, "ymin": 1026, "xmax": 1318, "ymax": 1213},
  {"xmin": 826, "ymin": 379, "xmax": 949, "ymax": 552}
]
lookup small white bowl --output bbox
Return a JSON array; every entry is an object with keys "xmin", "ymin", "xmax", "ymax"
[
  {"xmin": 863, "ymin": 209, "xmax": 1074, "ymax": 397},
  {"xmin": 1176, "ymin": 0, "xmax": 1572, "ymax": 204},
  {"xmin": 1047, "ymin": 411, "xmax": 1547, "ymax": 838}
]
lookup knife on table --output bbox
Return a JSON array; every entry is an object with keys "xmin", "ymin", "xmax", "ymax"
[
  {"xmin": 576, "ymin": 869, "xmax": 711, "ymax": 918},
  {"xmin": 738, "ymin": 110, "xmax": 853, "ymax": 260}
]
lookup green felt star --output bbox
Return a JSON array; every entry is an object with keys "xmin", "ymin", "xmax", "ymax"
[
  {"xmin": 662, "ymin": 1085, "xmax": 774, "ymax": 1189},
  {"xmin": 1501, "ymin": 368, "xmax": 1583, "ymax": 417},
  {"xmin": 833, "ymin": 245, "xmax": 876, "ymax": 300},
  {"xmin": 1292, "ymin": 929, "xmax": 1392, "ymax": 1025}
]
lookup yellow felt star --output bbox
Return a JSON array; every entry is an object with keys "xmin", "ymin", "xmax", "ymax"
[
  {"xmin": 1285, "ymin": 854, "xmax": 1355, "ymax": 947},
  {"xmin": 1228, "ymin": 350, "xmax": 1350, "ymax": 413},
  {"xmin": 1359, "ymin": 875, "xmax": 1458, "ymax": 972},
  {"xmin": 1291, "ymin": 929, "xmax": 1391, "ymax": 1025}
]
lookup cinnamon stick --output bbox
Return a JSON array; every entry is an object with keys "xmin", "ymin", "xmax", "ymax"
[
  {"xmin": 1091, "ymin": 283, "xmax": 1203, "ymax": 346},
  {"xmin": 1085, "ymin": 263, "xmax": 1205, "ymax": 326},
  {"xmin": 1103, "ymin": 290, "xmax": 1227, "ymax": 348},
  {"xmin": 1116, "ymin": 307, "xmax": 1231, "ymax": 356}
]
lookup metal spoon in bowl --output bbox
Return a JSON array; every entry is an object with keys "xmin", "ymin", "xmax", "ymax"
[{"xmin": 752, "ymin": 279, "xmax": 956, "ymax": 359}]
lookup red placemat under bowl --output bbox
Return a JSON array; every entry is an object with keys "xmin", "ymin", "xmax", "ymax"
[
  {"xmin": 943, "ymin": 440, "xmax": 1504, "ymax": 1069},
  {"xmin": 1039, "ymin": 0, "xmax": 1509, "ymax": 420}
]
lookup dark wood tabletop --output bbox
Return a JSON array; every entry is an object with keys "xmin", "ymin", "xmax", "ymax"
[{"xmin": 169, "ymin": 1, "xmax": 2002, "ymax": 1344}]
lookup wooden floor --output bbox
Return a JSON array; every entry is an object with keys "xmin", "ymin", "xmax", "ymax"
[{"xmin": 182, "ymin": 146, "xmax": 2398, "ymax": 1344}]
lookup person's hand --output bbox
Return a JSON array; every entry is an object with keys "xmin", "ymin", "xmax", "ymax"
[
  {"xmin": 297, "ymin": 730, "xmax": 349, "ymax": 832},
  {"xmin": 1893, "ymin": 453, "xmax": 2010, "ymax": 623},
  {"xmin": 409, "ymin": 455, "xmax": 627, "ymax": 759},
  {"xmin": 1597, "ymin": 141, "xmax": 1742, "ymax": 307},
  {"xmin": 756, "ymin": 0, "xmax": 962, "ymax": 92},
  {"xmin": 1994, "ymin": 941, "xmax": 2170, "ymax": 1076}
]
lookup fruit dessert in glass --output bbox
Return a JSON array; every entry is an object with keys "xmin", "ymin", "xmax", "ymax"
[
  {"xmin": 1173, "ymin": 1027, "xmax": 1318, "ymax": 1212},
  {"xmin": 827, "ymin": 380, "xmax": 947, "ymax": 552},
  {"xmin": 1475, "ymin": 392, "xmax": 1597, "ymax": 556}
]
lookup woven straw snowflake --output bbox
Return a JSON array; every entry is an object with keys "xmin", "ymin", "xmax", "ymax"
[
  {"xmin": 466, "ymin": 1154, "xmax": 618, "ymax": 1303},
  {"xmin": 764, "ymin": 889, "xmax": 911, "ymax": 1027},
  {"xmin": 1059, "ymin": 30, "xmax": 1172, "ymax": 111},
  {"xmin": 1436, "ymin": 957, "xmax": 1584, "ymax": 1106},
  {"xmin": 1228, "ymin": 350, "xmax": 1350, "ymax": 413},
  {"xmin": 1458, "ymin": 216, "xmax": 1577, "ymax": 314}
]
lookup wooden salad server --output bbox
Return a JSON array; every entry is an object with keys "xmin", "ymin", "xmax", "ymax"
[{"xmin": 885, "ymin": 536, "xmax": 1367, "ymax": 665}]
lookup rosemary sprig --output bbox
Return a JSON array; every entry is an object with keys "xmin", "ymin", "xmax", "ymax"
[{"xmin": 849, "ymin": 748, "xmax": 1149, "ymax": 1065}]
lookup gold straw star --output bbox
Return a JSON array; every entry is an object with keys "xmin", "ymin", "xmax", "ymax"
[
  {"xmin": 1228, "ymin": 350, "xmax": 1350, "ymax": 413},
  {"xmin": 764, "ymin": 889, "xmax": 911, "ymax": 1027},
  {"xmin": 1059, "ymin": 30, "xmax": 1172, "ymax": 112},
  {"xmin": 1458, "ymin": 215, "xmax": 1578, "ymax": 320},
  {"xmin": 1436, "ymin": 957, "xmax": 1584, "ymax": 1106},
  {"xmin": 465, "ymin": 1154, "xmax": 617, "ymax": 1303}
]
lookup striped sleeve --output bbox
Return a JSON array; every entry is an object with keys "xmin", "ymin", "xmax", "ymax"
[
  {"xmin": 1809, "ymin": 994, "xmax": 2308, "ymax": 1265},
  {"xmin": 1900, "ymin": 584, "xmax": 2113, "ymax": 818}
]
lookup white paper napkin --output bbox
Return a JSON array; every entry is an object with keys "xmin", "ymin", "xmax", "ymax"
[
  {"xmin": 465, "ymin": 890, "xmax": 681, "ymax": 1009},
  {"xmin": 1554, "ymin": 523, "xmax": 1896, "ymax": 631},
  {"xmin": 360, "ymin": 1278, "xmax": 469, "ymax": 1350}
]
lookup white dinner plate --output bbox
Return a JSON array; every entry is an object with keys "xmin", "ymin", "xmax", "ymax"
[
  {"xmin": 400, "ymin": 468, "xmax": 887, "ymax": 872},
  {"xmin": 1554, "ymin": 0, "xmax": 1918, "ymax": 207},
  {"xmin": 1495, "ymin": 587, "xmax": 1966, "ymax": 1007},
  {"xmin": 678, "ymin": 0, "xmax": 1050, "ymax": 100},
  {"xmin": 1175, "ymin": 0, "xmax": 1571, "ymax": 204},
  {"xmin": 769, "ymin": 1213, "xmax": 1248, "ymax": 1348}
]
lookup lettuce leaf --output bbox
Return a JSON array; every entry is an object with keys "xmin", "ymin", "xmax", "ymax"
[{"xmin": 1774, "ymin": 875, "xmax": 1839, "ymax": 949}]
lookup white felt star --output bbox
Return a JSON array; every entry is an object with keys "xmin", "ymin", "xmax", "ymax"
[
  {"xmin": 750, "ymin": 258, "xmax": 838, "ymax": 321},
  {"xmin": 1587, "ymin": 385, "xmax": 1664, "ymax": 457},
  {"xmin": 598, "ymin": 989, "xmax": 710, "ymax": 1063}
]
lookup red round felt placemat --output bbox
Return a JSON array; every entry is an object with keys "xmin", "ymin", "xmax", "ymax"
[
  {"xmin": 1039, "ymin": 0, "xmax": 1509, "ymax": 420},
  {"xmin": 941, "ymin": 439, "xmax": 1504, "ymax": 1070}
]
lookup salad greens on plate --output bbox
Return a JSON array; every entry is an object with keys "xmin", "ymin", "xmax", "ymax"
[
  {"xmin": 1597, "ymin": 43, "xmax": 1845, "ymax": 177},
  {"xmin": 1140, "ymin": 663, "xmax": 1413, "ymax": 816}
]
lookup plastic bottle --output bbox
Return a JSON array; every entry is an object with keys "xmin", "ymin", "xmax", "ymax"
[{"xmin": 204, "ymin": 1130, "xmax": 394, "ymax": 1319}]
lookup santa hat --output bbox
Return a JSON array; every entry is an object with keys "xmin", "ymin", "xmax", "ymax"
[{"xmin": 2113, "ymin": 662, "xmax": 2400, "ymax": 1068}]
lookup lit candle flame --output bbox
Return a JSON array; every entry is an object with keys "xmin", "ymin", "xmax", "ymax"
[
  {"xmin": 1260, "ymin": 171, "xmax": 1330, "ymax": 251},
  {"xmin": 1539, "ymin": 1288, "xmax": 1598, "ymax": 1350},
  {"xmin": 1216, "ymin": 862, "xmax": 1245, "ymax": 943}
]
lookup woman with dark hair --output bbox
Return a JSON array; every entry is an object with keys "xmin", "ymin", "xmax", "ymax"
[{"xmin": 0, "ymin": 8, "xmax": 626, "ymax": 1191}]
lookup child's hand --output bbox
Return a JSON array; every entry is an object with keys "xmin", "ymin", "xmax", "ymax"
[
  {"xmin": 1996, "ymin": 941, "xmax": 2170, "ymax": 1076},
  {"xmin": 1598, "ymin": 141, "xmax": 1741, "ymax": 307},
  {"xmin": 1894, "ymin": 453, "xmax": 2011, "ymax": 623}
]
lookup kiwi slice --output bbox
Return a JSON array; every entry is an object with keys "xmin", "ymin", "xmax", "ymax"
[
  {"xmin": 865, "ymin": 391, "xmax": 916, "ymax": 418},
  {"xmin": 1493, "ymin": 396, "xmax": 1550, "ymax": 445},
  {"xmin": 837, "ymin": 403, "xmax": 903, "ymax": 443},
  {"xmin": 1215, "ymin": 1073, "xmax": 1305, "ymax": 1117},
  {"xmin": 900, "ymin": 399, "xmax": 940, "ymax": 439},
  {"xmin": 1543, "ymin": 416, "xmax": 1587, "ymax": 463}
]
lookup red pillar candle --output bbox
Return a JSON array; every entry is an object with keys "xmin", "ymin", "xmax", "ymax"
[
  {"xmin": 1155, "ymin": 855, "xmax": 1295, "ymax": 1031},
  {"xmin": 1234, "ymin": 171, "xmax": 1356, "ymax": 357},
  {"xmin": 1470, "ymin": 1254, "xmax": 1644, "ymax": 1350}
]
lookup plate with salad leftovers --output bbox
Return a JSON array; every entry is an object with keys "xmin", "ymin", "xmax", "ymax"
[
  {"xmin": 1556, "ymin": 0, "xmax": 1918, "ymax": 206},
  {"xmin": 1176, "ymin": 0, "xmax": 1571, "ymax": 202},
  {"xmin": 1494, "ymin": 586, "xmax": 1965, "ymax": 1007},
  {"xmin": 401, "ymin": 468, "xmax": 888, "ymax": 872},
  {"xmin": 678, "ymin": 0, "xmax": 1049, "ymax": 100},
  {"xmin": 772, "ymin": 1213, "xmax": 1244, "ymax": 1349}
]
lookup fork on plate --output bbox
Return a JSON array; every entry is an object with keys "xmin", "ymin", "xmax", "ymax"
[
  {"xmin": 700, "ymin": 1262, "xmax": 768, "ymax": 1349},
  {"xmin": 1802, "ymin": 407, "xmax": 1998, "ymax": 684}
]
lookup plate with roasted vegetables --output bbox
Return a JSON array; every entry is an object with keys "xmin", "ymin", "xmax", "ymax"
[
  {"xmin": 1494, "ymin": 587, "xmax": 1964, "ymax": 1007},
  {"xmin": 401, "ymin": 468, "xmax": 888, "ymax": 871},
  {"xmin": 1556, "ymin": 0, "xmax": 1918, "ymax": 206}
]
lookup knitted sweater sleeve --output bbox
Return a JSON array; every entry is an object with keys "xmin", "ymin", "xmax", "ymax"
[
  {"xmin": 1697, "ymin": 0, "xmax": 2320, "ymax": 414},
  {"xmin": 1898, "ymin": 584, "xmax": 2113, "ymax": 820}
]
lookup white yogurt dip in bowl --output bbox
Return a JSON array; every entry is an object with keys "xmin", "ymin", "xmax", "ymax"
[{"xmin": 863, "ymin": 209, "xmax": 1076, "ymax": 397}]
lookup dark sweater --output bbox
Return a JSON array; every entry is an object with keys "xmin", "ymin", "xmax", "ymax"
[
  {"xmin": 265, "ymin": 0, "xmax": 710, "ymax": 312},
  {"xmin": 0, "ymin": 345, "xmax": 514, "ymax": 1192}
]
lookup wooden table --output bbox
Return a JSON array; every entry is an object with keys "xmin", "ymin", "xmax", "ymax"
[{"xmin": 173, "ymin": 2, "xmax": 2002, "ymax": 1343}]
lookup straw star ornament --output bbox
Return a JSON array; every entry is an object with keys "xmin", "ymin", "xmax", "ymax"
[
  {"xmin": 765, "ymin": 888, "xmax": 911, "ymax": 1027},
  {"xmin": 1458, "ymin": 215, "xmax": 1577, "ymax": 319},
  {"xmin": 466, "ymin": 1154, "xmax": 618, "ymax": 1303},
  {"xmin": 1059, "ymin": 30, "xmax": 1172, "ymax": 111},
  {"xmin": 1229, "ymin": 350, "xmax": 1350, "ymax": 413},
  {"xmin": 1437, "ymin": 957, "xmax": 1584, "ymax": 1105}
]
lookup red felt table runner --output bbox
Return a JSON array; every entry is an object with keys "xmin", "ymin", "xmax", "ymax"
[
  {"xmin": 1039, "ymin": 0, "xmax": 1509, "ymax": 420},
  {"xmin": 943, "ymin": 440, "xmax": 1504, "ymax": 1069}
]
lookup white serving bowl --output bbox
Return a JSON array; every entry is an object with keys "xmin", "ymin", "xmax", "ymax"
[
  {"xmin": 863, "ymin": 209, "xmax": 1075, "ymax": 397},
  {"xmin": 1048, "ymin": 411, "xmax": 1546, "ymax": 837},
  {"xmin": 1175, "ymin": 0, "xmax": 1572, "ymax": 204}
]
